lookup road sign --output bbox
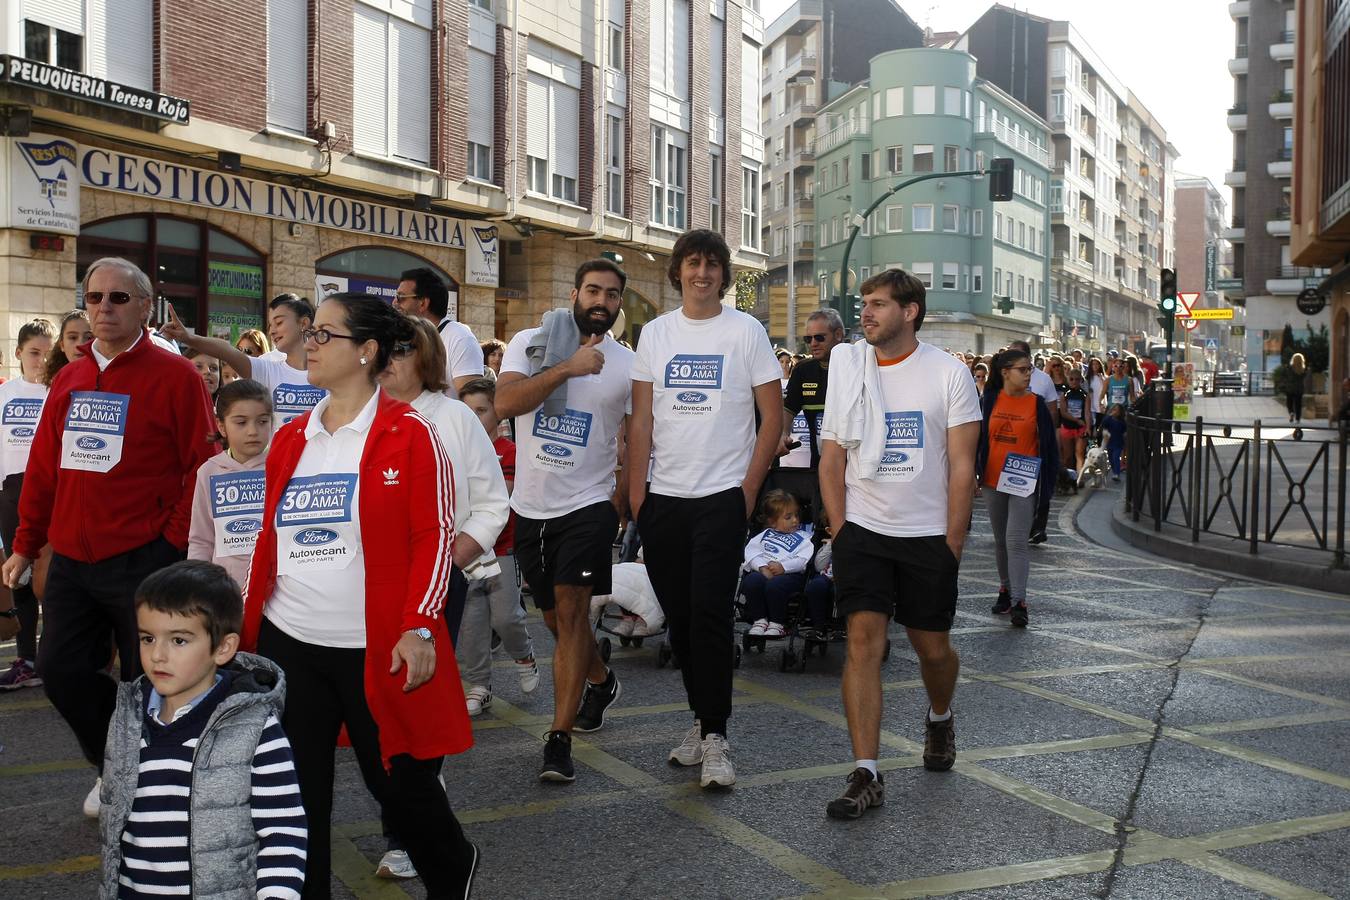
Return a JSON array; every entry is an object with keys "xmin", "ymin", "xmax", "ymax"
[
  {"xmin": 1215, "ymin": 278, "xmax": 1243, "ymax": 292},
  {"xmin": 1205, "ymin": 339, "xmax": 1218, "ymax": 352},
  {"xmin": 1175, "ymin": 292, "xmax": 1200, "ymax": 316},
  {"xmin": 1182, "ymin": 317, "xmax": 1200, "ymax": 331},
  {"xmin": 1184, "ymin": 308, "xmax": 1235, "ymax": 320}
]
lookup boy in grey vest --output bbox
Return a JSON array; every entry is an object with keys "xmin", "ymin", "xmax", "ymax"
[{"xmin": 100, "ymin": 560, "xmax": 307, "ymax": 899}]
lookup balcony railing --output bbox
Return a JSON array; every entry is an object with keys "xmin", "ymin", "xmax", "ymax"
[
  {"xmin": 1228, "ymin": 102, "xmax": 1248, "ymax": 114},
  {"xmin": 1275, "ymin": 147, "xmax": 1293, "ymax": 161},
  {"xmin": 1271, "ymin": 207, "xmax": 1291, "ymax": 221},
  {"xmin": 815, "ymin": 119, "xmax": 869, "ymax": 154},
  {"xmin": 974, "ymin": 116, "xmax": 1051, "ymax": 167},
  {"xmin": 1234, "ymin": 43, "xmax": 1249, "ymax": 57},
  {"xmin": 1273, "ymin": 266, "xmax": 1321, "ymax": 279},
  {"xmin": 1276, "ymin": 30, "xmax": 1295, "ymax": 42},
  {"xmin": 1271, "ymin": 90, "xmax": 1292, "ymax": 103}
]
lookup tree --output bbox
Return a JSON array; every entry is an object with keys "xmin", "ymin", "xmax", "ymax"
[
  {"xmin": 733, "ymin": 269, "xmax": 766, "ymax": 313},
  {"xmin": 1279, "ymin": 323, "xmax": 1296, "ymax": 365}
]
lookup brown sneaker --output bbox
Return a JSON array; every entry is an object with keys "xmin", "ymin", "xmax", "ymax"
[
  {"xmin": 923, "ymin": 714, "xmax": 956, "ymax": 771},
  {"xmin": 825, "ymin": 767, "xmax": 885, "ymax": 819}
]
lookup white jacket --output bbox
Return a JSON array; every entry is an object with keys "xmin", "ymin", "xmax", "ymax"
[
  {"xmin": 743, "ymin": 526, "xmax": 813, "ymax": 574},
  {"xmin": 591, "ymin": 562, "xmax": 664, "ymax": 630},
  {"xmin": 819, "ymin": 340, "xmax": 888, "ymax": 478}
]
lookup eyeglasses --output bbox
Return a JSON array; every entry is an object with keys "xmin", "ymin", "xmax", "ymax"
[
  {"xmin": 301, "ymin": 327, "xmax": 364, "ymax": 346},
  {"xmin": 394, "ymin": 293, "xmax": 420, "ymax": 303},
  {"xmin": 391, "ymin": 341, "xmax": 415, "ymax": 359},
  {"xmin": 804, "ymin": 334, "xmax": 831, "ymax": 343},
  {"xmin": 1007, "ymin": 365, "xmax": 1033, "ymax": 374},
  {"xmin": 85, "ymin": 291, "xmax": 136, "ymax": 305}
]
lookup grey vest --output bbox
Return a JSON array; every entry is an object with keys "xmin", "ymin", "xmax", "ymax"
[{"xmin": 100, "ymin": 652, "xmax": 288, "ymax": 900}]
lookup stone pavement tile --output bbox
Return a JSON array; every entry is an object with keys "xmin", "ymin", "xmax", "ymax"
[
  {"xmin": 0, "ymin": 869, "xmax": 102, "ymax": 899},
  {"xmin": 1209, "ymin": 585, "xmax": 1350, "ymax": 615},
  {"xmin": 1160, "ymin": 669, "xmax": 1330, "ymax": 727},
  {"xmin": 706, "ymin": 770, "xmax": 1116, "ymax": 888},
  {"xmin": 0, "ymin": 774, "xmax": 100, "ymax": 865},
  {"xmin": 948, "ymin": 629, "xmax": 1146, "ymax": 674},
  {"xmin": 1040, "ymin": 589, "xmax": 1208, "ymax": 620},
  {"xmin": 1213, "ymin": 721, "xmax": 1350, "ymax": 779},
  {"xmin": 948, "ymin": 859, "xmax": 1269, "ymax": 899},
  {"xmin": 1189, "ymin": 617, "xmax": 1350, "ymax": 658},
  {"xmin": 1218, "ymin": 827, "xmax": 1350, "ymax": 897},
  {"xmin": 1048, "ymin": 621, "xmax": 1201, "ymax": 657},
  {"xmin": 1210, "ymin": 656, "xmax": 1350, "ymax": 701},
  {"xmin": 978, "ymin": 742, "xmax": 1150, "ymax": 823},
  {"xmin": 1030, "ymin": 668, "xmax": 1180, "ymax": 723},
  {"xmin": 0, "ymin": 704, "xmax": 84, "ymax": 768}
]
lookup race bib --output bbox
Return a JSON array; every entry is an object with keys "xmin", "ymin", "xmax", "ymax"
[
  {"xmin": 662, "ymin": 354, "xmax": 724, "ymax": 418},
  {"xmin": 60, "ymin": 391, "xmax": 129, "ymax": 473},
  {"xmin": 1066, "ymin": 396, "xmax": 1085, "ymax": 421},
  {"xmin": 2, "ymin": 397, "xmax": 44, "ymax": 469},
  {"xmin": 273, "ymin": 383, "xmax": 327, "ymax": 425},
  {"xmin": 1108, "ymin": 383, "xmax": 1128, "ymax": 406},
  {"xmin": 876, "ymin": 411, "xmax": 924, "ymax": 482},
  {"xmin": 996, "ymin": 453, "xmax": 1041, "ymax": 497},
  {"xmin": 530, "ymin": 408, "xmax": 593, "ymax": 471},
  {"xmin": 275, "ymin": 473, "xmax": 359, "ymax": 575},
  {"xmin": 762, "ymin": 530, "xmax": 805, "ymax": 557},
  {"xmin": 781, "ymin": 411, "xmax": 812, "ymax": 468},
  {"xmin": 210, "ymin": 471, "xmax": 266, "ymax": 558}
]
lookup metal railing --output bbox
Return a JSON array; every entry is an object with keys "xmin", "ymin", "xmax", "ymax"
[{"xmin": 1126, "ymin": 386, "xmax": 1347, "ymax": 567}]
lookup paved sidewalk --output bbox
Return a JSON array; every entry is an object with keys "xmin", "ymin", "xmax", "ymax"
[{"xmin": 2, "ymin": 488, "xmax": 1349, "ymax": 898}]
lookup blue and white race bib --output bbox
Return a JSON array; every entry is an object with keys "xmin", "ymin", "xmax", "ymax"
[
  {"xmin": 762, "ymin": 529, "xmax": 805, "ymax": 557},
  {"xmin": 210, "ymin": 471, "xmax": 266, "ymax": 558},
  {"xmin": 530, "ymin": 408, "xmax": 593, "ymax": 471},
  {"xmin": 275, "ymin": 473, "xmax": 358, "ymax": 575},
  {"xmin": 996, "ymin": 453, "xmax": 1041, "ymax": 497},
  {"xmin": 663, "ymin": 354, "xmax": 724, "ymax": 418},
  {"xmin": 273, "ymin": 383, "xmax": 327, "ymax": 425},
  {"xmin": 876, "ymin": 411, "xmax": 924, "ymax": 482},
  {"xmin": 2, "ymin": 397, "xmax": 44, "ymax": 469},
  {"xmin": 60, "ymin": 391, "xmax": 129, "ymax": 474}
]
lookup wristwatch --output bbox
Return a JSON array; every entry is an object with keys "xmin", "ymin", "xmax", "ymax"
[{"xmin": 408, "ymin": 627, "xmax": 435, "ymax": 644}]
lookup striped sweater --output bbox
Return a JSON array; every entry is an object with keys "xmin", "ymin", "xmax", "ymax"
[{"xmin": 114, "ymin": 674, "xmax": 307, "ymax": 899}]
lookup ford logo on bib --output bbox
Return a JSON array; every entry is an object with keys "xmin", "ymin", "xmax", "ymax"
[
  {"xmin": 296, "ymin": 528, "xmax": 339, "ymax": 546},
  {"xmin": 225, "ymin": 518, "xmax": 262, "ymax": 535},
  {"xmin": 76, "ymin": 435, "xmax": 107, "ymax": 451},
  {"xmin": 881, "ymin": 451, "xmax": 909, "ymax": 464},
  {"xmin": 677, "ymin": 391, "xmax": 708, "ymax": 404},
  {"xmin": 1006, "ymin": 475, "xmax": 1028, "ymax": 487},
  {"xmin": 11, "ymin": 427, "xmax": 34, "ymax": 438},
  {"xmin": 541, "ymin": 443, "xmax": 572, "ymax": 458}
]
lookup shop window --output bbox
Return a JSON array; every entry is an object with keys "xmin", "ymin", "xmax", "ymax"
[{"xmin": 316, "ymin": 247, "xmax": 455, "ymax": 316}]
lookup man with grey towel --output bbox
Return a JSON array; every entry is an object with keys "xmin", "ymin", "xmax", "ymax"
[{"xmin": 495, "ymin": 259, "xmax": 635, "ymax": 783}]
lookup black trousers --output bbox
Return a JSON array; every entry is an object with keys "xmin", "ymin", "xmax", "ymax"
[
  {"xmin": 637, "ymin": 488, "xmax": 746, "ymax": 736},
  {"xmin": 257, "ymin": 618, "xmax": 474, "ymax": 900},
  {"xmin": 0, "ymin": 474, "xmax": 37, "ymax": 660},
  {"xmin": 36, "ymin": 537, "xmax": 183, "ymax": 769}
]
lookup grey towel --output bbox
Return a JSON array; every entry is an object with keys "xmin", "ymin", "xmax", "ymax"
[{"xmin": 524, "ymin": 308, "xmax": 582, "ymax": 416}]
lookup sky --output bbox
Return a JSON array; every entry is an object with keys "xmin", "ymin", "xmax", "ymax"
[{"xmin": 759, "ymin": 0, "xmax": 1235, "ymax": 213}]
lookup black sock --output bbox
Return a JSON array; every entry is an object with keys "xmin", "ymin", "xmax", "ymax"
[{"xmin": 700, "ymin": 719, "xmax": 728, "ymax": 739}]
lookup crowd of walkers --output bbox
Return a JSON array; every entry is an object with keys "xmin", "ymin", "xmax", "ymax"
[{"xmin": 0, "ymin": 230, "xmax": 1147, "ymax": 898}]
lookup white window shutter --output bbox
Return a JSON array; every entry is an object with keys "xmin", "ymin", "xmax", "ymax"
[
  {"xmin": 648, "ymin": 0, "xmax": 668, "ymax": 91},
  {"xmin": 392, "ymin": 18, "xmax": 430, "ymax": 163},
  {"xmin": 352, "ymin": 5, "xmax": 388, "ymax": 155},
  {"xmin": 671, "ymin": 0, "xmax": 689, "ymax": 100},
  {"xmin": 709, "ymin": 16, "xmax": 724, "ymax": 120},
  {"xmin": 267, "ymin": 0, "xmax": 308, "ymax": 133},
  {"xmin": 526, "ymin": 73, "xmax": 550, "ymax": 161},
  {"xmin": 96, "ymin": 0, "xmax": 152, "ymax": 88},
  {"xmin": 467, "ymin": 48, "xmax": 494, "ymax": 148},
  {"xmin": 24, "ymin": 0, "xmax": 83, "ymax": 34},
  {"xmin": 552, "ymin": 82, "xmax": 580, "ymax": 182}
]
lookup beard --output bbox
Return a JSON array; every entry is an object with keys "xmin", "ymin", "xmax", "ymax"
[
  {"xmin": 863, "ymin": 317, "xmax": 903, "ymax": 347},
  {"xmin": 574, "ymin": 302, "xmax": 617, "ymax": 336}
]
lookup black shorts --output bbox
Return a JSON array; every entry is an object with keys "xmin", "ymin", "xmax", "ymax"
[
  {"xmin": 831, "ymin": 522, "xmax": 959, "ymax": 632},
  {"xmin": 515, "ymin": 500, "xmax": 619, "ymax": 612}
]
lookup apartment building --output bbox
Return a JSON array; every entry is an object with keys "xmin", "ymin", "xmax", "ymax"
[
  {"xmin": 1291, "ymin": 0, "xmax": 1350, "ymax": 416},
  {"xmin": 1228, "ymin": 0, "xmax": 1329, "ymax": 371},
  {"xmin": 811, "ymin": 48, "xmax": 1052, "ymax": 353},
  {"xmin": 1175, "ymin": 176, "xmax": 1244, "ymax": 366},
  {"xmin": 757, "ymin": 0, "xmax": 921, "ymax": 341},
  {"xmin": 0, "ymin": 0, "xmax": 765, "ymax": 373},
  {"xmin": 956, "ymin": 6, "xmax": 1176, "ymax": 355}
]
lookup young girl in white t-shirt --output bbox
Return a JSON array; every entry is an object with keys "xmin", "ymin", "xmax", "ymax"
[{"xmin": 741, "ymin": 490, "xmax": 813, "ymax": 639}]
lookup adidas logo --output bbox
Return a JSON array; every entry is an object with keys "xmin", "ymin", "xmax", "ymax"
[{"xmin": 383, "ymin": 467, "xmax": 400, "ymax": 485}]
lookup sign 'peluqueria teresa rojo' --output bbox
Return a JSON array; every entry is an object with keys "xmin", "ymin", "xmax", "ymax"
[{"xmin": 0, "ymin": 55, "xmax": 191, "ymax": 124}]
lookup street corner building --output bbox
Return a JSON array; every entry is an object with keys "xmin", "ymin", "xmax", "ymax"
[{"xmin": 0, "ymin": 0, "xmax": 770, "ymax": 376}]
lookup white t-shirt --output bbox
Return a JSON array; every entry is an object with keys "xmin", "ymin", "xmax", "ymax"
[
  {"xmin": 438, "ymin": 318, "xmax": 484, "ymax": 383},
  {"xmin": 250, "ymin": 357, "xmax": 327, "ymax": 425},
  {"xmin": 632, "ymin": 307, "xmax": 782, "ymax": 498},
  {"xmin": 1030, "ymin": 367, "xmax": 1060, "ymax": 411},
  {"xmin": 0, "ymin": 378, "xmax": 47, "ymax": 480},
  {"xmin": 501, "ymin": 329, "xmax": 634, "ymax": 519},
  {"xmin": 265, "ymin": 390, "xmax": 375, "ymax": 648},
  {"xmin": 832, "ymin": 342, "xmax": 981, "ymax": 537}
]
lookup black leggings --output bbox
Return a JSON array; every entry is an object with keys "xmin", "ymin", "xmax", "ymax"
[
  {"xmin": 1287, "ymin": 391, "xmax": 1304, "ymax": 421},
  {"xmin": 0, "ymin": 474, "xmax": 37, "ymax": 660},
  {"xmin": 257, "ymin": 618, "xmax": 474, "ymax": 899}
]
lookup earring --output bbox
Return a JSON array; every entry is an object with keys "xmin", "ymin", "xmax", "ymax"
[{"xmin": 360, "ymin": 357, "xmax": 368, "ymax": 366}]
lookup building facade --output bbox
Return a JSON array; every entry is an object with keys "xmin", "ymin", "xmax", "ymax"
[
  {"xmin": 0, "ymin": 0, "xmax": 766, "ymax": 376},
  {"xmin": 957, "ymin": 8, "xmax": 1177, "ymax": 356},
  {"xmin": 1291, "ymin": 0, "xmax": 1350, "ymax": 419},
  {"xmin": 811, "ymin": 48, "xmax": 1052, "ymax": 353},
  {"xmin": 1175, "ymin": 176, "xmax": 1244, "ymax": 368}
]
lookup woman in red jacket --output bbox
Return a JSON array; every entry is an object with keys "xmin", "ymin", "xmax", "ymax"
[{"xmin": 241, "ymin": 293, "xmax": 477, "ymax": 899}]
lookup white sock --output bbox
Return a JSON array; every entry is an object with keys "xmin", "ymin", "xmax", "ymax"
[
  {"xmin": 856, "ymin": 759, "xmax": 878, "ymax": 778},
  {"xmin": 928, "ymin": 707, "xmax": 952, "ymax": 723}
]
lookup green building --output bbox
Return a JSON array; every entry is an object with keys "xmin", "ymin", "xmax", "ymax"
[{"xmin": 812, "ymin": 48, "xmax": 1052, "ymax": 353}]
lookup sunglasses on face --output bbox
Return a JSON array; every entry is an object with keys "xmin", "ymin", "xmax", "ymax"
[
  {"xmin": 85, "ymin": 291, "xmax": 136, "ymax": 305},
  {"xmin": 804, "ymin": 334, "xmax": 830, "ymax": 343}
]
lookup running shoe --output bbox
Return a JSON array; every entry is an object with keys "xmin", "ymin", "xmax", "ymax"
[
  {"xmin": 1029, "ymin": 531, "xmax": 1048, "ymax": 545},
  {"xmin": 991, "ymin": 588, "xmax": 1012, "ymax": 615},
  {"xmin": 825, "ymin": 768, "xmax": 885, "ymax": 820},
  {"xmin": 699, "ymin": 734, "xmax": 736, "ymax": 788},
  {"xmin": 797, "ymin": 626, "xmax": 820, "ymax": 642},
  {"xmin": 923, "ymin": 715, "xmax": 956, "ymax": 772},
  {"xmin": 747, "ymin": 619, "xmax": 768, "ymax": 637},
  {"xmin": 464, "ymin": 685, "xmax": 492, "ymax": 717},
  {"xmin": 0, "ymin": 658, "xmax": 41, "ymax": 690},
  {"xmin": 489, "ymin": 630, "xmax": 502, "ymax": 654},
  {"xmin": 1010, "ymin": 603, "xmax": 1029, "ymax": 628},
  {"xmin": 539, "ymin": 731, "xmax": 575, "ymax": 782},
  {"xmin": 515, "ymin": 657, "xmax": 540, "ymax": 693},
  {"xmin": 573, "ymin": 668, "xmax": 621, "ymax": 732},
  {"xmin": 763, "ymin": 622, "xmax": 786, "ymax": 639},
  {"xmin": 83, "ymin": 778, "xmax": 102, "ymax": 818},
  {"xmin": 376, "ymin": 849, "xmax": 417, "ymax": 879},
  {"xmin": 461, "ymin": 842, "xmax": 481, "ymax": 899},
  {"xmin": 668, "ymin": 721, "xmax": 703, "ymax": 766}
]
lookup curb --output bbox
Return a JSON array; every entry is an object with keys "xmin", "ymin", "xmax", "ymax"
[{"xmin": 1107, "ymin": 497, "xmax": 1350, "ymax": 594}]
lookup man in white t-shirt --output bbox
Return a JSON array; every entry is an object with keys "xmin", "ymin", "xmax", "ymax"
[
  {"xmin": 818, "ymin": 268, "xmax": 981, "ymax": 821},
  {"xmin": 1009, "ymin": 339, "xmax": 1056, "ymax": 543},
  {"xmin": 394, "ymin": 268, "xmax": 483, "ymax": 393},
  {"xmin": 628, "ymin": 229, "xmax": 783, "ymax": 790},
  {"xmin": 496, "ymin": 259, "xmax": 634, "ymax": 784}
]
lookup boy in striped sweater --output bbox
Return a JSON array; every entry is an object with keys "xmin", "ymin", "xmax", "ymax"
[{"xmin": 99, "ymin": 560, "xmax": 307, "ymax": 899}]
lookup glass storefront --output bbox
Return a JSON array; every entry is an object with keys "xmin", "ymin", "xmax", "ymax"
[{"xmin": 315, "ymin": 247, "xmax": 454, "ymax": 307}]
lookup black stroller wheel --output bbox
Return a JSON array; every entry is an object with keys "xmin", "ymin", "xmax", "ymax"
[{"xmin": 598, "ymin": 636, "xmax": 612, "ymax": 663}]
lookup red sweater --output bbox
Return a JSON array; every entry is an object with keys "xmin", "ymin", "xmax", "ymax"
[
  {"xmin": 15, "ymin": 331, "xmax": 216, "ymax": 561},
  {"xmin": 241, "ymin": 391, "xmax": 473, "ymax": 767}
]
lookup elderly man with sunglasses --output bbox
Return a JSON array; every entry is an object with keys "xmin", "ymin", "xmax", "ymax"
[
  {"xmin": 782, "ymin": 309, "xmax": 846, "ymax": 468},
  {"xmin": 2, "ymin": 256, "xmax": 216, "ymax": 819}
]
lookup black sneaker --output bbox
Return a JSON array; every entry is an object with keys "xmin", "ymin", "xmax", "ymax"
[
  {"xmin": 459, "ymin": 841, "xmax": 480, "ymax": 899},
  {"xmin": 991, "ymin": 588, "xmax": 1012, "ymax": 615},
  {"xmin": 923, "ymin": 714, "xmax": 956, "ymax": 772},
  {"xmin": 539, "ymin": 731, "xmax": 575, "ymax": 782},
  {"xmin": 1029, "ymin": 531, "xmax": 1048, "ymax": 545},
  {"xmin": 573, "ymin": 669, "xmax": 621, "ymax": 733},
  {"xmin": 1010, "ymin": 603, "xmax": 1029, "ymax": 628},
  {"xmin": 825, "ymin": 767, "xmax": 885, "ymax": 820}
]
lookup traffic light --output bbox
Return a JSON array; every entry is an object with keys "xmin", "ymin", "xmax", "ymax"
[
  {"xmin": 988, "ymin": 157, "xmax": 1014, "ymax": 202},
  {"xmin": 850, "ymin": 296, "xmax": 862, "ymax": 326},
  {"xmin": 1159, "ymin": 268, "xmax": 1177, "ymax": 314}
]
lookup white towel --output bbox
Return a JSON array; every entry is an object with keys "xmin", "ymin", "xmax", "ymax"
[{"xmin": 820, "ymin": 340, "xmax": 889, "ymax": 479}]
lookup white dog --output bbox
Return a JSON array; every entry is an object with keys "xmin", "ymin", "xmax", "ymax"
[{"xmin": 1077, "ymin": 446, "xmax": 1109, "ymax": 488}]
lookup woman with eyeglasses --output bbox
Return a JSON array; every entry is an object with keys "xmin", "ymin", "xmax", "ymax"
[
  {"xmin": 976, "ymin": 348, "xmax": 1058, "ymax": 628},
  {"xmin": 239, "ymin": 293, "xmax": 479, "ymax": 898}
]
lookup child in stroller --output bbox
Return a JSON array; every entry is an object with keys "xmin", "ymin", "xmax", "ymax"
[{"xmin": 741, "ymin": 490, "xmax": 814, "ymax": 639}]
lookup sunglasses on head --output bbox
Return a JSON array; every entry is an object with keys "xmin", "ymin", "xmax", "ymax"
[
  {"xmin": 84, "ymin": 291, "xmax": 136, "ymax": 305},
  {"xmin": 804, "ymin": 334, "xmax": 830, "ymax": 343}
]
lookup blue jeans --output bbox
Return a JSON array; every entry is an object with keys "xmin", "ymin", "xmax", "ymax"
[
  {"xmin": 802, "ymin": 575, "xmax": 834, "ymax": 628},
  {"xmin": 741, "ymin": 571, "xmax": 807, "ymax": 625}
]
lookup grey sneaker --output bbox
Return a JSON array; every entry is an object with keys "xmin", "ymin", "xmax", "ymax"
[
  {"xmin": 923, "ymin": 714, "xmax": 956, "ymax": 772},
  {"xmin": 699, "ymin": 734, "xmax": 736, "ymax": 788},
  {"xmin": 668, "ymin": 721, "xmax": 703, "ymax": 766},
  {"xmin": 376, "ymin": 849, "xmax": 417, "ymax": 879},
  {"xmin": 826, "ymin": 767, "xmax": 885, "ymax": 819}
]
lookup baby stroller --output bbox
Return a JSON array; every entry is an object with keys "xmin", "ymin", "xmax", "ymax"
[{"xmin": 590, "ymin": 560, "xmax": 670, "ymax": 665}]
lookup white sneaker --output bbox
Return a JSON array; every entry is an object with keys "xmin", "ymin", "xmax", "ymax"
[
  {"xmin": 83, "ymin": 778, "xmax": 102, "ymax": 818},
  {"xmin": 668, "ymin": 721, "xmax": 704, "ymax": 767},
  {"xmin": 612, "ymin": 616, "xmax": 636, "ymax": 637},
  {"xmin": 699, "ymin": 734, "xmax": 736, "ymax": 788},
  {"xmin": 747, "ymin": 619, "xmax": 768, "ymax": 637},
  {"xmin": 763, "ymin": 622, "xmax": 786, "ymax": 639},
  {"xmin": 516, "ymin": 658, "xmax": 540, "ymax": 694},
  {"xmin": 375, "ymin": 849, "xmax": 417, "ymax": 879},
  {"xmin": 465, "ymin": 685, "xmax": 492, "ymax": 717}
]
